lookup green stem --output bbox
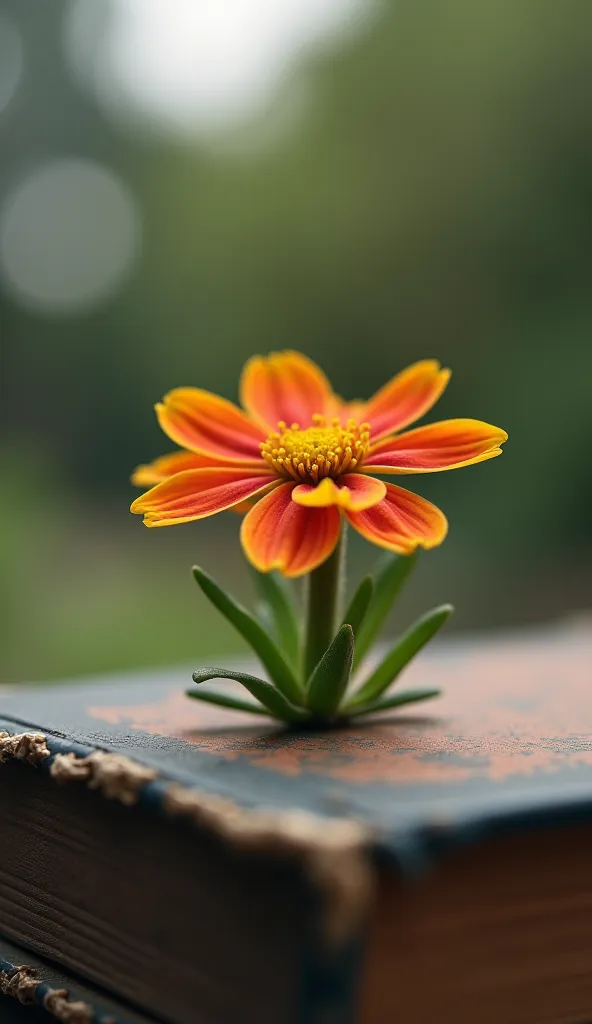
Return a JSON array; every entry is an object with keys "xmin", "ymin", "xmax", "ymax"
[{"xmin": 303, "ymin": 528, "xmax": 345, "ymax": 679}]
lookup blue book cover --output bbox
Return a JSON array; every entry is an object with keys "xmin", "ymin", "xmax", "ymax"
[
  {"xmin": 0, "ymin": 620, "xmax": 591, "ymax": 1023},
  {"xmin": 0, "ymin": 934, "xmax": 158, "ymax": 1023}
]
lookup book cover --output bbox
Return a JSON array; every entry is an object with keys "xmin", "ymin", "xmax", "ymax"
[
  {"xmin": 0, "ymin": 935, "xmax": 159, "ymax": 1023},
  {"xmin": 1, "ymin": 619, "xmax": 591, "ymax": 1023}
]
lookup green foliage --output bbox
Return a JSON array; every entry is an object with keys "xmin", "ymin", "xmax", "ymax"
[
  {"xmin": 347, "ymin": 605, "xmax": 453, "ymax": 710},
  {"xmin": 354, "ymin": 552, "xmax": 419, "ymax": 668},
  {"xmin": 306, "ymin": 624, "xmax": 354, "ymax": 717},
  {"xmin": 347, "ymin": 689, "xmax": 442, "ymax": 718},
  {"xmin": 341, "ymin": 576, "xmax": 374, "ymax": 641},
  {"xmin": 192, "ymin": 566, "xmax": 303, "ymax": 705},
  {"xmin": 187, "ymin": 687, "xmax": 274, "ymax": 717},
  {"xmin": 3, "ymin": 0, "xmax": 591, "ymax": 686},
  {"xmin": 191, "ymin": 558, "xmax": 450, "ymax": 727},
  {"xmin": 191, "ymin": 666, "xmax": 307, "ymax": 721},
  {"xmin": 252, "ymin": 570, "xmax": 301, "ymax": 670}
]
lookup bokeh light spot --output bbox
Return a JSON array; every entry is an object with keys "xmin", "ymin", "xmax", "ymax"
[
  {"xmin": 66, "ymin": 0, "xmax": 376, "ymax": 139},
  {"xmin": 0, "ymin": 158, "xmax": 140, "ymax": 315}
]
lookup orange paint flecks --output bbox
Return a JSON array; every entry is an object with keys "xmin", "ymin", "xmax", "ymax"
[{"xmin": 88, "ymin": 629, "xmax": 592, "ymax": 786}]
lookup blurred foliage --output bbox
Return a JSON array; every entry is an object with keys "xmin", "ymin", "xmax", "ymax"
[{"xmin": 1, "ymin": 0, "xmax": 591, "ymax": 681}]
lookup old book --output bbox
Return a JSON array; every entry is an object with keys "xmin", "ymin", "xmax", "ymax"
[
  {"xmin": 0, "ymin": 934, "xmax": 159, "ymax": 1023},
  {"xmin": 0, "ymin": 621, "xmax": 591, "ymax": 1024}
]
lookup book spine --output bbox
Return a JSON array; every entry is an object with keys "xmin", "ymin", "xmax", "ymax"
[
  {"xmin": 300, "ymin": 928, "xmax": 364, "ymax": 1024},
  {"xmin": 0, "ymin": 955, "xmax": 130, "ymax": 1024}
]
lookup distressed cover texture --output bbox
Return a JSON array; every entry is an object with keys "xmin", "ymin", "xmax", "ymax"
[
  {"xmin": 0, "ymin": 935, "xmax": 158, "ymax": 1023},
  {"xmin": 2, "ymin": 622, "xmax": 591, "ymax": 861},
  {"xmin": 0, "ymin": 620, "xmax": 591, "ymax": 1021}
]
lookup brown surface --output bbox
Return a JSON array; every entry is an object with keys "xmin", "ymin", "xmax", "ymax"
[
  {"xmin": 86, "ymin": 624, "xmax": 592, "ymax": 786},
  {"xmin": 362, "ymin": 823, "xmax": 592, "ymax": 1024},
  {"xmin": 0, "ymin": 761, "xmax": 307, "ymax": 1024},
  {"xmin": 2, "ymin": 625, "xmax": 592, "ymax": 1022}
]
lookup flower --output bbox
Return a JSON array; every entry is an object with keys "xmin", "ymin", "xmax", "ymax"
[{"xmin": 131, "ymin": 352, "xmax": 507, "ymax": 577}]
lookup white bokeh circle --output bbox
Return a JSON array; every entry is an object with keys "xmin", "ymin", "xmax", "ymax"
[
  {"xmin": 65, "ymin": 0, "xmax": 376, "ymax": 138},
  {"xmin": 0, "ymin": 158, "xmax": 140, "ymax": 315}
]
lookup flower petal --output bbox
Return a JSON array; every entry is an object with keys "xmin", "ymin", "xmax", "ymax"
[
  {"xmin": 359, "ymin": 360, "xmax": 451, "ymax": 441},
  {"xmin": 240, "ymin": 351, "xmax": 334, "ymax": 432},
  {"xmin": 131, "ymin": 451, "xmax": 222, "ymax": 487},
  {"xmin": 364, "ymin": 418, "xmax": 508, "ymax": 474},
  {"xmin": 230, "ymin": 499, "xmax": 258, "ymax": 515},
  {"xmin": 156, "ymin": 388, "xmax": 264, "ymax": 463},
  {"xmin": 130, "ymin": 467, "xmax": 276, "ymax": 527},
  {"xmin": 241, "ymin": 482, "xmax": 341, "ymax": 578},
  {"xmin": 292, "ymin": 473, "xmax": 386, "ymax": 512},
  {"xmin": 345, "ymin": 482, "xmax": 448, "ymax": 554},
  {"xmin": 334, "ymin": 399, "xmax": 366, "ymax": 424}
]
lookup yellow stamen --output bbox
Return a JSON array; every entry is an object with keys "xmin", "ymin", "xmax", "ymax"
[{"xmin": 260, "ymin": 415, "xmax": 370, "ymax": 484}]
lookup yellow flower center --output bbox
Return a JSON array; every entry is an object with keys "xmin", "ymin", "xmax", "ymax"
[{"xmin": 260, "ymin": 414, "xmax": 370, "ymax": 484}]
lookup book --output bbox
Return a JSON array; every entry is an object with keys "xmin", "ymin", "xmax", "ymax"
[
  {"xmin": 0, "ymin": 934, "xmax": 159, "ymax": 1023},
  {"xmin": 0, "ymin": 619, "xmax": 591, "ymax": 1024}
]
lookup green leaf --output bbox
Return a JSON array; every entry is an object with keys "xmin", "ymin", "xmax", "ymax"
[
  {"xmin": 346, "ymin": 688, "xmax": 441, "ymax": 718},
  {"xmin": 253, "ymin": 570, "xmax": 301, "ymax": 669},
  {"xmin": 193, "ymin": 566, "xmax": 303, "ymax": 705},
  {"xmin": 192, "ymin": 667, "xmax": 308, "ymax": 722},
  {"xmin": 347, "ymin": 604, "xmax": 453, "ymax": 708},
  {"xmin": 186, "ymin": 687, "xmax": 275, "ymax": 717},
  {"xmin": 341, "ymin": 575, "xmax": 374, "ymax": 641},
  {"xmin": 255, "ymin": 600, "xmax": 275, "ymax": 636},
  {"xmin": 353, "ymin": 551, "xmax": 420, "ymax": 669},
  {"xmin": 306, "ymin": 624, "xmax": 355, "ymax": 717}
]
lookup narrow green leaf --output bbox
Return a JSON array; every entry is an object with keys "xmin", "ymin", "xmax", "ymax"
[
  {"xmin": 253, "ymin": 570, "xmax": 301, "ymax": 669},
  {"xmin": 193, "ymin": 566, "xmax": 302, "ymax": 705},
  {"xmin": 306, "ymin": 624, "xmax": 355, "ymax": 717},
  {"xmin": 347, "ymin": 604, "xmax": 453, "ymax": 708},
  {"xmin": 354, "ymin": 551, "xmax": 420, "ymax": 669},
  {"xmin": 346, "ymin": 688, "xmax": 441, "ymax": 718},
  {"xmin": 255, "ymin": 601, "xmax": 275, "ymax": 636},
  {"xmin": 186, "ymin": 687, "xmax": 275, "ymax": 717},
  {"xmin": 192, "ymin": 667, "xmax": 308, "ymax": 722},
  {"xmin": 341, "ymin": 576, "xmax": 374, "ymax": 641}
]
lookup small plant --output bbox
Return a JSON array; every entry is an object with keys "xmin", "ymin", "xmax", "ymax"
[{"xmin": 131, "ymin": 351, "xmax": 506, "ymax": 726}]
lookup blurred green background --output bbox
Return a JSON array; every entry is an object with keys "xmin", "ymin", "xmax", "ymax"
[{"xmin": 1, "ymin": 0, "xmax": 590, "ymax": 683}]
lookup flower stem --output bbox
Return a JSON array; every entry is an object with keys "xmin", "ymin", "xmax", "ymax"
[{"xmin": 303, "ymin": 528, "xmax": 345, "ymax": 680}]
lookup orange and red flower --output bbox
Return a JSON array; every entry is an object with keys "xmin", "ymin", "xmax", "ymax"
[{"xmin": 131, "ymin": 352, "xmax": 507, "ymax": 577}]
